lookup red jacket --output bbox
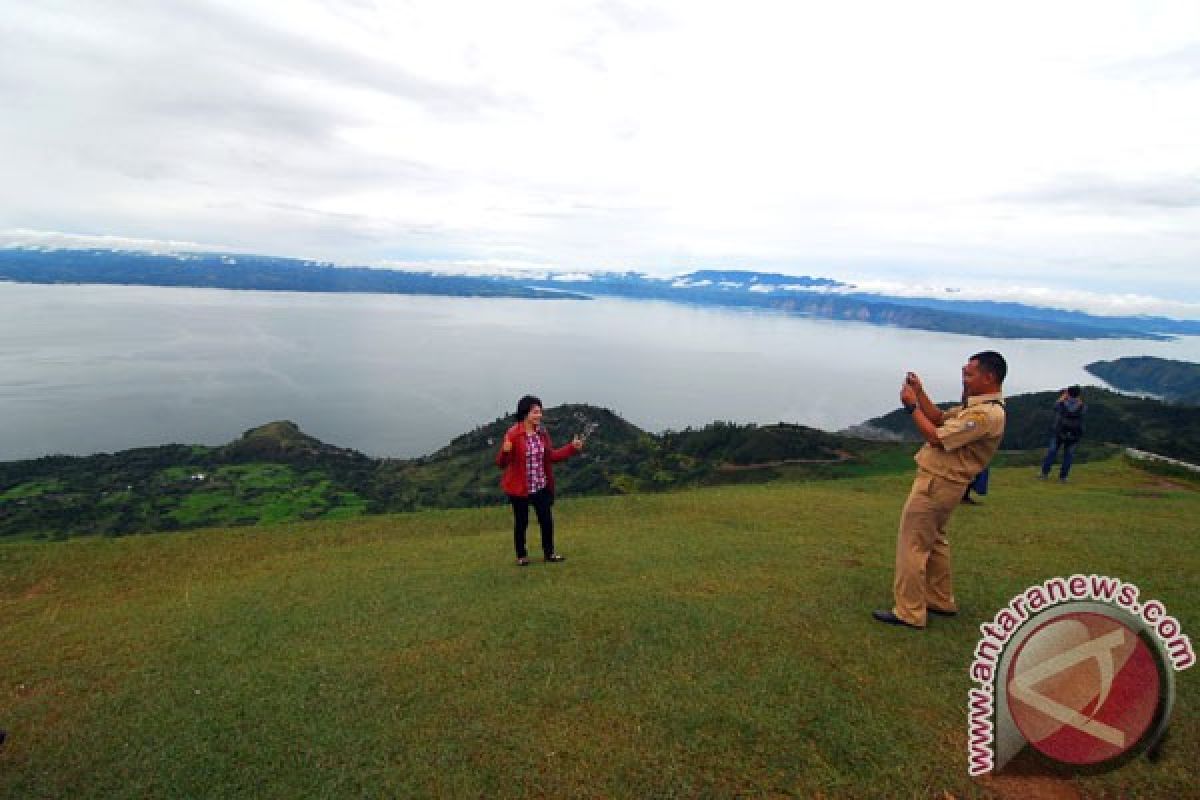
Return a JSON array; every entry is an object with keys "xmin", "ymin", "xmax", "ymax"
[{"xmin": 495, "ymin": 424, "xmax": 579, "ymax": 497}]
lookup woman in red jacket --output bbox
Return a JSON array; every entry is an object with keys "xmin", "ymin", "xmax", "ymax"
[{"xmin": 495, "ymin": 395, "xmax": 583, "ymax": 566}]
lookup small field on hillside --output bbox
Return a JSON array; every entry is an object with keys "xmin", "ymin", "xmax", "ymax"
[{"xmin": 1, "ymin": 458, "xmax": 1197, "ymax": 798}]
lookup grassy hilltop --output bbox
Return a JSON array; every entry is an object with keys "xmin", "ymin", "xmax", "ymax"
[{"xmin": 2, "ymin": 456, "xmax": 1197, "ymax": 798}]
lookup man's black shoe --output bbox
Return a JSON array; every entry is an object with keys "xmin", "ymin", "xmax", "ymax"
[
  {"xmin": 928, "ymin": 607, "xmax": 959, "ymax": 618},
  {"xmin": 872, "ymin": 609, "xmax": 923, "ymax": 629},
  {"xmin": 0, "ymin": 729, "xmax": 7, "ymax": 748}
]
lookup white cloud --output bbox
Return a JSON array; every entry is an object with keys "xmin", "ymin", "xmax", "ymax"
[
  {"xmin": 3, "ymin": 0, "xmax": 1200, "ymax": 301},
  {"xmin": 0, "ymin": 229, "xmax": 227, "ymax": 254},
  {"xmin": 826, "ymin": 279, "xmax": 1200, "ymax": 320}
]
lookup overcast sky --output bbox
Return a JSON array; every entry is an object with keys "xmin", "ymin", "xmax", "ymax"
[{"xmin": 4, "ymin": 1, "xmax": 1200, "ymax": 315}]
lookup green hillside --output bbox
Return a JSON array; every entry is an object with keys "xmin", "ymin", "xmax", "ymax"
[
  {"xmin": 0, "ymin": 409, "xmax": 908, "ymax": 540},
  {"xmin": 4, "ymin": 390, "xmax": 1199, "ymax": 541},
  {"xmin": 1, "ymin": 457, "xmax": 1196, "ymax": 798}
]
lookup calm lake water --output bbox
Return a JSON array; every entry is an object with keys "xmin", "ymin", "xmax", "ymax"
[{"xmin": 4, "ymin": 281, "xmax": 1200, "ymax": 460}]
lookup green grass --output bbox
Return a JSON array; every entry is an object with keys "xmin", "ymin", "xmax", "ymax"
[
  {"xmin": 159, "ymin": 465, "xmax": 365, "ymax": 528},
  {"xmin": 1, "ymin": 457, "xmax": 1197, "ymax": 798},
  {"xmin": 0, "ymin": 478, "xmax": 65, "ymax": 501}
]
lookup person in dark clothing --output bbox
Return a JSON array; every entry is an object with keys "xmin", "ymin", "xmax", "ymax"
[
  {"xmin": 1040, "ymin": 386, "xmax": 1085, "ymax": 482},
  {"xmin": 495, "ymin": 395, "xmax": 583, "ymax": 566}
]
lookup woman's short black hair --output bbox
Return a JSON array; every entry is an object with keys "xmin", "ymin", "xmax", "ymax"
[
  {"xmin": 1067, "ymin": 385, "xmax": 1082, "ymax": 397},
  {"xmin": 516, "ymin": 395, "xmax": 543, "ymax": 421}
]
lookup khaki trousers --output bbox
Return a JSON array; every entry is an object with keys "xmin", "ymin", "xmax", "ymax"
[{"xmin": 892, "ymin": 470, "xmax": 965, "ymax": 627}]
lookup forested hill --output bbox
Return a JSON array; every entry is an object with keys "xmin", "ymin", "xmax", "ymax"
[
  {"xmin": 6, "ymin": 389, "xmax": 1198, "ymax": 540},
  {"xmin": 1085, "ymin": 357, "xmax": 1200, "ymax": 405},
  {"xmin": 857, "ymin": 387, "xmax": 1200, "ymax": 464},
  {"xmin": 0, "ymin": 408, "xmax": 871, "ymax": 540}
]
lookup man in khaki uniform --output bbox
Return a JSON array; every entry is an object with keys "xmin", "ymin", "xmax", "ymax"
[{"xmin": 873, "ymin": 351, "xmax": 1007, "ymax": 629}]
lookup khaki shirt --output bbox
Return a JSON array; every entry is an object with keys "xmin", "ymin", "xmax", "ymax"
[{"xmin": 914, "ymin": 392, "xmax": 1006, "ymax": 484}]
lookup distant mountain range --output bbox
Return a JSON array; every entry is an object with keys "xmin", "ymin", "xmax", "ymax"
[
  {"xmin": 0, "ymin": 246, "xmax": 583, "ymax": 300},
  {"xmin": 5, "ymin": 245, "xmax": 1200, "ymax": 340}
]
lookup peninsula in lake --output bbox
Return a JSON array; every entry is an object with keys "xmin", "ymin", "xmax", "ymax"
[{"xmin": 1085, "ymin": 357, "xmax": 1200, "ymax": 404}]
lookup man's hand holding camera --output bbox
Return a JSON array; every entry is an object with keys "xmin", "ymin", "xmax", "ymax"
[
  {"xmin": 902, "ymin": 371, "xmax": 927, "ymax": 410},
  {"xmin": 901, "ymin": 370, "xmax": 945, "ymax": 448}
]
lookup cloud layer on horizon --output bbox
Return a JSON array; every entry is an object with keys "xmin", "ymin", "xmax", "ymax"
[{"xmin": 3, "ymin": 1, "xmax": 1200, "ymax": 301}]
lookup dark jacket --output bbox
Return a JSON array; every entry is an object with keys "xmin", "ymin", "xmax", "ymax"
[
  {"xmin": 1053, "ymin": 397, "xmax": 1085, "ymax": 441},
  {"xmin": 495, "ymin": 424, "xmax": 578, "ymax": 497}
]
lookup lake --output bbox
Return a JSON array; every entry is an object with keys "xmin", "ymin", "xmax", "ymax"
[{"xmin": 4, "ymin": 281, "xmax": 1200, "ymax": 461}]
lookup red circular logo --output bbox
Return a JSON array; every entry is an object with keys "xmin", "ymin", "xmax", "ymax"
[{"xmin": 1006, "ymin": 611, "xmax": 1163, "ymax": 766}]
